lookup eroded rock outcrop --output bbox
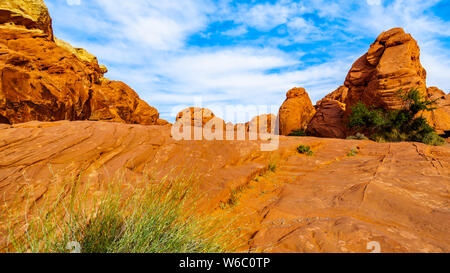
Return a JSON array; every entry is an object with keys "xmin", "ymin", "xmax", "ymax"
[
  {"xmin": 306, "ymin": 99, "xmax": 347, "ymax": 138},
  {"xmin": 176, "ymin": 107, "xmax": 219, "ymax": 127},
  {"xmin": 173, "ymin": 107, "xmax": 228, "ymax": 139},
  {"xmin": 0, "ymin": 0, "xmax": 53, "ymax": 38},
  {"xmin": 0, "ymin": 0, "xmax": 159, "ymax": 125},
  {"xmin": 309, "ymin": 28, "xmax": 449, "ymax": 138},
  {"xmin": 422, "ymin": 87, "xmax": 450, "ymax": 134},
  {"xmin": 278, "ymin": 87, "xmax": 315, "ymax": 135},
  {"xmin": 344, "ymin": 28, "xmax": 427, "ymax": 110}
]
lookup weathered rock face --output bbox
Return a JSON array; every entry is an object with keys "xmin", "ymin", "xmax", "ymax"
[
  {"xmin": 321, "ymin": 85, "xmax": 348, "ymax": 104},
  {"xmin": 278, "ymin": 87, "xmax": 316, "ymax": 135},
  {"xmin": 0, "ymin": 0, "xmax": 53, "ymax": 38},
  {"xmin": 306, "ymin": 99, "xmax": 347, "ymax": 139},
  {"xmin": 173, "ymin": 107, "xmax": 228, "ymax": 139},
  {"xmin": 309, "ymin": 28, "xmax": 450, "ymax": 138},
  {"xmin": 0, "ymin": 28, "xmax": 159, "ymax": 125},
  {"xmin": 344, "ymin": 28, "xmax": 427, "ymax": 110},
  {"xmin": 0, "ymin": 0, "xmax": 159, "ymax": 125},
  {"xmin": 55, "ymin": 38, "xmax": 103, "ymax": 66},
  {"xmin": 176, "ymin": 107, "xmax": 218, "ymax": 127},
  {"xmin": 422, "ymin": 87, "xmax": 450, "ymax": 134}
]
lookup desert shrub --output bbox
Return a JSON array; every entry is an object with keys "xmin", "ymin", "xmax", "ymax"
[
  {"xmin": 6, "ymin": 174, "xmax": 241, "ymax": 253},
  {"xmin": 297, "ymin": 145, "xmax": 313, "ymax": 156},
  {"xmin": 348, "ymin": 88, "xmax": 445, "ymax": 146},
  {"xmin": 289, "ymin": 129, "xmax": 307, "ymax": 137},
  {"xmin": 422, "ymin": 132, "xmax": 446, "ymax": 146}
]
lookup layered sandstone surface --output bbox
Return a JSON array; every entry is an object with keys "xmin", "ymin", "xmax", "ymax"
[{"xmin": 1, "ymin": 121, "xmax": 449, "ymax": 253}]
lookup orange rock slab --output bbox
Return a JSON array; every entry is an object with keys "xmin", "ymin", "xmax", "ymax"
[{"xmin": 1, "ymin": 121, "xmax": 449, "ymax": 253}]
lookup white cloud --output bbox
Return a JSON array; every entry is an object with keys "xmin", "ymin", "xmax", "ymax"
[
  {"xmin": 221, "ymin": 25, "xmax": 248, "ymax": 36},
  {"xmin": 222, "ymin": 1, "xmax": 307, "ymax": 31},
  {"xmin": 366, "ymin": 0, "xmax": 382, "ymax": 6},
  {"xmin": 66, "ymin": 0, "xmax": 81, "ymax": 6},
  {"xmin": 91, "ymin": 0, "xmax": 214, "ymax": 51}
]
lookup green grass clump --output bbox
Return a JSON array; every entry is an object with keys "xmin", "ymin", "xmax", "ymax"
[
  {"xmin": 348, "ymin": 88, "xmax": 446, "ymax": 146},
  {"xmin": 6, "ymin": 174, "xmax": 241, "ymax": 253},
  {"xmin": 347, "ymin": 147, "xmax": 359, "ymax": 157},
  {"xmin": 297, "ymin": 145, "xmax": 313, "ymax": 156},
  {"xmin": 288, "ymin": 129, "xmax": 307, "ymax": 137}
]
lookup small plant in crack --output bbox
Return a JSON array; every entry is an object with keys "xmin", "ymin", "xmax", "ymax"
[
  {"xmin": 297, "ymin": 145, "xmax": 313, "ymax": 156},
  {"xmin": 347, "ymin": 147, "xmax": 360, "ymax": 157}
]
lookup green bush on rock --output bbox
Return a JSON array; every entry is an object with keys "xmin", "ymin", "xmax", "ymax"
[{"xmin": 348, "ymin": 89, "xmax": 446, "ymax": 146}]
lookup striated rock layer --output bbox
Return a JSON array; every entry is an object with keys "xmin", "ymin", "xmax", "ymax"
[
  {"xmin": 0, "ymin": 0, "xmax": 159, "ymax": 125},
  {"xmin": 0, "ymin": 121, "xmax": 449, "ymax": 252}
]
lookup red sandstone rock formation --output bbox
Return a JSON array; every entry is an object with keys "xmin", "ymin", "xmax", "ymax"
[
  {"xmin": 344, "ymin": 28, "xmax": 427, "ymax": 110},
  {"xmin": 308, "ymin": 28, "xmax": 449, "ymax": 137},
  {"xmin": 0, "ymin": 0, "xmax": 53, "ymax": 38},
  {"xmin": 422, "ymin": 87, "xmax": 450, "ymax": 134},
  {"xmin": 306, "ymin": 99, "xmax": 347, "ymax": 139},
  {"xmin": 0, "ymin": 0, "xmax": 159, "ymax": 125},
  {"xmin": 278, "ymin": 87, "xmax": 316, "ymax": 135}
]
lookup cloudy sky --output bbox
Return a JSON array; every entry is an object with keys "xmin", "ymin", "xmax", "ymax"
[{"xmin": 46, "ymin": 0, "xmax": 450, "ymax": 122}]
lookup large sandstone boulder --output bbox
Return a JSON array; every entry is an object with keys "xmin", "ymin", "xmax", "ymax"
[
  {"xmin": 0, "ymin": 1, "xmax": 160, "ymax": 125},
  {"xmin": 310, "ymin": 28, "xmax": 450, "ymax": 138},
  {"xmin": 173, "ymin": 107, "xmax": 228, "ymax": 139},
  {"xmin": 278, "ymin": 87, "xmax": 316, "ymax": 135},
  {"xmin": 176, "ymin": 107, "xmax": 219, "ymax": 127},
  {"xmin": 0, "ymin": 0, "xmax": 53, "ymax": 38},
  {"xmin": 306, "ymin": 99, "xmax": 347, "ymax": 138},
  {"xmin": 344, "ymin": 28, "xmax": 427, "ymax": 110},
  {"xmin": 0, "ymin": 28, "xmax": 159, "ymax": 125}
]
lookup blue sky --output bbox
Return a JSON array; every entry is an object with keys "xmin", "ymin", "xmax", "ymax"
[{"xmin": 46, "ymin": 0, "xmax": 450, "ymax": 122}]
